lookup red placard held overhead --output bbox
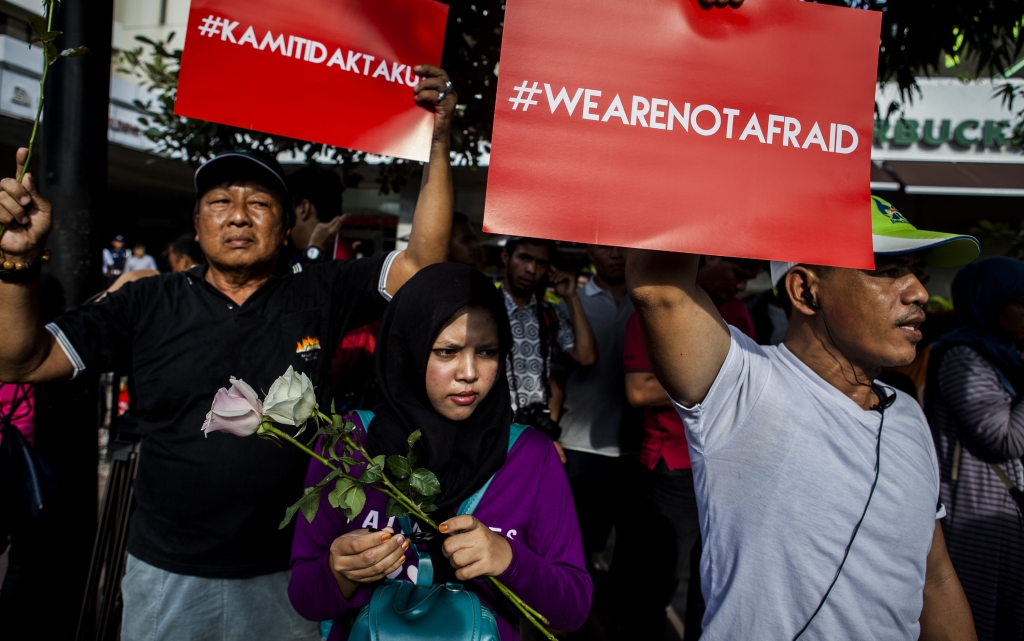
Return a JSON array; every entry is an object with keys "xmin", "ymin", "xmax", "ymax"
[
  {"xmin": 485, "ymin": 0, "xmax": 881, "ymax": 268},
  {"xmin": 176, "ymin": 0, "xmax": 449, "ymax": 162}
]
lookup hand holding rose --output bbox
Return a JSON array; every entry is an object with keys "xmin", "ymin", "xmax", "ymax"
[
  {"xmin": 440, "ymin": 515, "xmax": 513, "ymax": 581},
  {"xmin": 329, "ymin": 528, "xmax": 409, "ymax": 599},
  {"xmin": 205, "ymin": 366, "xmax": 554, "ymax": 640},
  {"xmin": 0, "ymin": 148, "xmax": 51, "ymax": 261}
]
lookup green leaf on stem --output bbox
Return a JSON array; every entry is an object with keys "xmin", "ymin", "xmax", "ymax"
[
  {"xmin": 319, "ymin": 467, "xmax": 344, "ymax": 486},
  {"xmin": 345, "ymin": 485, "xmax": 366, "ymax": 519},
  {"xmin": 386, "ymin": 497, "xmax": 409, "ymax": 518},
  {"xmin": 328, "ymin": 477, "xmax": 365, "ymax": 520},
  {"xmin": 407, "ymin": 449, "xmax": 417, "ymax": 468},
  {"xmin": 328, "ymin": 477, "xmax": 356, "ymax": 509},
  {"xmin": 281, "ymin": 486, "xmax": 320, "ymax": 529},
  {"xmin": 359, "ymin": 465, "xmax": 383, "ymax": 484},
  {"xmin": 44, "ymin": 41, "xmax": 58, "ymax": 65},
  {"xmin": 30, "ymin": 30, "xmax": 62, "ymax": 45},
  {"xmin": 395, "ymin": 478, "xmax": 411, "ymax": 494},
  {"xmin": 372, "ymin": 455, "xmax": 386, "ymax": 468},
  {"xmin": 300, "ymin": 488, "xmax": 321, "ymax": 523},
  {"xmin": 420, "ymin": 503, "xmax": 437, "ymax": 513},
  {"xmin": 27, "ymin": 15, "xmax": 47, "ymax": 39},
  {"xmin": 407, "ymin": 430, "xmax": 422, "ymax": 449},
  {"xmin": 280, "ymin": 503, "xmax": 301, "ymax": 529},
  {"xmin": 304, "ymin": 426, "xmax": 326, "ymax": 449},
  {"xmin": 327, "ymin": 432, "xmax": 344, "ymax": 459},
  {"xmin": 340, "ymin": 457, "xmax": 360, "ymax": 467},
  {"xmin": 387, "ymin": 455, "xmax": 411, "ymax": 479},
  {"xmin": 409, "ymin": 468, "xmax": 441, "ymax": 498}
]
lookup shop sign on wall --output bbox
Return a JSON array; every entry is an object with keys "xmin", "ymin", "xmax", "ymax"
[{"xmin": 873, "ymin": 78, "xmax": 1024, "ymax": 163}]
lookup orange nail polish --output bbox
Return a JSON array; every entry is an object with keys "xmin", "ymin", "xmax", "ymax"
[
  {"xmin": 381, "ymin": 532, "xmax": 391, "ymax": 541},
  {"xmin": 439, "ymin": 523, "xmax": 448, "ymax": 533},
  {"xmin": 402, "ymin": 540, "xmax": 410, "ymax": 550}
]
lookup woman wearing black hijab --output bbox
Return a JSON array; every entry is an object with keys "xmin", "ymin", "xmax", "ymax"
[
  {"xmin": 366, "ymin": 261, "xmax": 514, "ymax": 516},
  {"xmin": 289, "ymin": 263, "xmax": 592, "ymax": 641}
]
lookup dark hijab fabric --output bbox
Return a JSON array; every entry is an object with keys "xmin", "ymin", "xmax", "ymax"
[
  {"xmin": 930, "ymin": 257, "xmax": 1024, "ymax": 397},
  {"xmin": 366, "ymin": 263, "xmax": 513, "ymax": 513}
]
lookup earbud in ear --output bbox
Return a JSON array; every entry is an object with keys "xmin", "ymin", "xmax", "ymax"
[{"xmin": 802, "ymin": 290, "xmax": 819, "ymax": 310}]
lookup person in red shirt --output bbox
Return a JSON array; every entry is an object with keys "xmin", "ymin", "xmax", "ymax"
[{"xmin": 622, "ymin": 257, "xmax": 761, "ymax": 636}]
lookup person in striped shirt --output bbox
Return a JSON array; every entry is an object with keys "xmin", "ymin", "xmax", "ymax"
[{"xmin": 927, "ymin": 257, "xmax": 1024, "ymax": 641}]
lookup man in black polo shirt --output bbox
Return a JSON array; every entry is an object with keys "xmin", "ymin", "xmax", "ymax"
[{"xmin": 0, "ymin": 65, "xmax": 457, "ymax": 639}]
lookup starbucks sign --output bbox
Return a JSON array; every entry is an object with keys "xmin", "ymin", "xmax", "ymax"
[{"xmin": 873, "ymin": 78, "xmax": 1024, "ymax": 163}]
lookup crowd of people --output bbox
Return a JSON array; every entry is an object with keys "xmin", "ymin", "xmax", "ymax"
[{"xmin": 0, "ymin": 63, "xmax": 1021, "ymax": 641}]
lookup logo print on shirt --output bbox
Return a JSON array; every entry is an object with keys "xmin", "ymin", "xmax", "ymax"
[{"xmin": 296, "ymin": 336, "xmax": 321, "ymax": 362}]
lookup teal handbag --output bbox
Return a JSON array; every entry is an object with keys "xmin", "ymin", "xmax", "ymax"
[{"xmin": 341, "ymin": 413, "xmax": 527, "ymax": 641}]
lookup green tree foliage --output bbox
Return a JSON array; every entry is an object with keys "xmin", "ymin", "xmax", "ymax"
[
  {"xmin": 971, "ymin": 219, "xmax": 1024, "ymax": 260},
  {"xmin": 813, "ymin": 1, "xmax": 1024, "ymax": 97}
]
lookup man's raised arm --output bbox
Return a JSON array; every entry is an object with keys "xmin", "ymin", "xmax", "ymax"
[
  {"xmin": 385, "ymin": 64, "xmax": 457, "ymax": 295},
  {"xmin": 625, "ymin": 250, "xmax": 730, "ymax": 407},
  {"xmin": 0, "ymin": 148, "xmax": 73, "ymax": 383}
]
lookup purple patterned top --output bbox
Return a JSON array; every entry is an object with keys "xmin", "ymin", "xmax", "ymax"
[{"xmin": 288, "ymin": 415, "xmax": 592, "ymax": 640}]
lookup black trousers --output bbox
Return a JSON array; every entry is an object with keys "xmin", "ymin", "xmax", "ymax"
[
  {"xmin": 565, "ymin": 451, "xmax": 681, "ymax": 639},
  {"xmin": 650, "ymin": 460, "xmax": 702, "ymax": 618},
  {"xmin": 563, "ymin": 450, "xmax": 635, "ymax": 563}
]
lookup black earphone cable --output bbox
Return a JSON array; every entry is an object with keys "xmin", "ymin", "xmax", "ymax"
[
  {"xmin": 791, "ymin": 292, "xmax": 892, "ymax": 640},
  {"xmin": 791, "ymin": 405, "xmax": 885, "ymax": 640},
  {"xmin": 804, "ymin": 291, "xmax": 874, "ymax": 393}
]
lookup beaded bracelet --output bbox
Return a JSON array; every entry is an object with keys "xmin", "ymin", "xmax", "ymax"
[{"xmin": 0, "ymin": 248, "xmax": 50, "ymax": 283}]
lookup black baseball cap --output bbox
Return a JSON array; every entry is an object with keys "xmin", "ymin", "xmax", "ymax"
[
  {"xmin": 194, "ymin": 149, "xmax": 290, "ymax": 199},
  {"xmin": 194, "ymin": 149, "xmax": 294, "ymax": 226}
]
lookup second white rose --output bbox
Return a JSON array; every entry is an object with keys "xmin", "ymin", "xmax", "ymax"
[{"xmin": 262, "ymin": 365, "xmax": 317, "ymax": 426}]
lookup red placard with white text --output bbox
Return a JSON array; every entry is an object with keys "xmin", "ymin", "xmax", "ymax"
[
  {"xmin": 485, "ymin": 0, "xmax": 881, "ymax": 268},
  {"xmin": 176, "ymin": 0, "xmax": 448, "ymax": 162}
]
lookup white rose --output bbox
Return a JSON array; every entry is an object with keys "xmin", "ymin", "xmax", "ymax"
[{"xmin": 262, "ymin": 366, "xmax": 317, "ymax": 426}]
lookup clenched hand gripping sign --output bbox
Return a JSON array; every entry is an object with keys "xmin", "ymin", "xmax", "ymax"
[
  {"xmin": 485, "ymin": 0, "xmax": 882, "ymax": 268},
  {"xmin": 176, "ymin": 0, "xmax": 448, "ymax": 162}
]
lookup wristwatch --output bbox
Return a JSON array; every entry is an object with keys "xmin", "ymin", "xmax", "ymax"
[{"xmin": 304, "ymin": 246, "xmax": 324, "ymax": 264}]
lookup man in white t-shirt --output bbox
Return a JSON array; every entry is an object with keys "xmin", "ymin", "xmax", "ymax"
[
  {"xmin": 627, "ymin": 197, "xmax": 980, "ymax": 640},
  {"xmin": 124, "ymin": 243, "xmax": 158, "ymax": 272}
]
